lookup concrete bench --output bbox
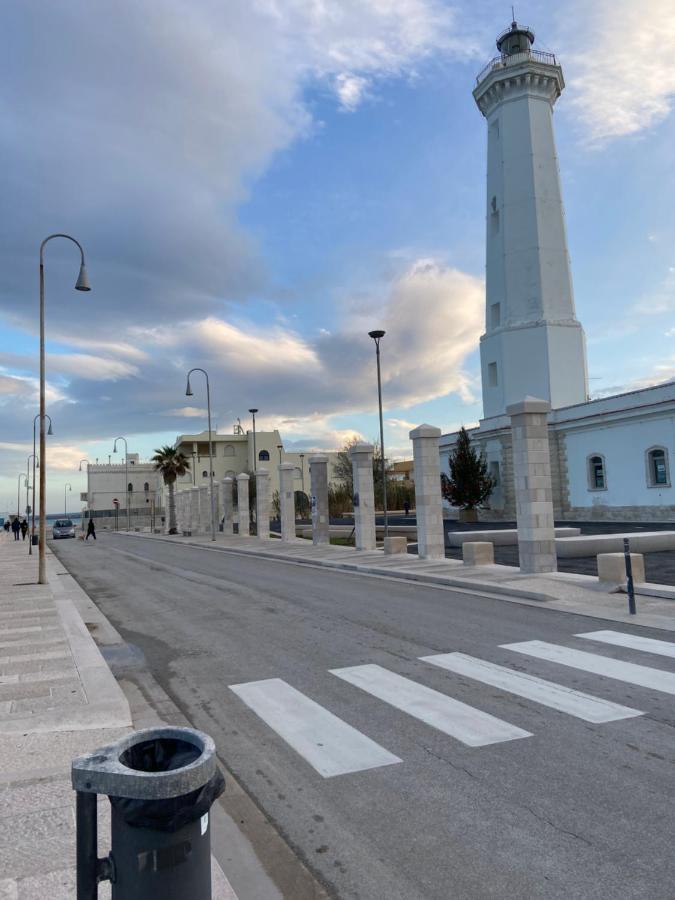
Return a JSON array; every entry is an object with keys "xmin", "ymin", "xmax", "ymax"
[
  {"xmin": 384, "ymin": 536, "xmax": 408, "ymax": 555},
  {"xmin": 557, "ymin": 531, "xmax": 675, "ymax": 558},
  {"xmin": 462, "ymin": 542, "xmax": 495, "ymax": 566},
  {"xmin": 597, "ymin": 552, "xmax": 646, "ymax": 585},
  {"xmin": 447, "ymin": 527, "xmax": 580, "ymax": 547}
]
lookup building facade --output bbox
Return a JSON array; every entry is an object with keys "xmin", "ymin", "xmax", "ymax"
[
  {"xmin": 439, "ymin": 21, "xmax": 675, "ymax": 522},
  {"xmin": 83, "ymin": 454, "xmax": 164, "ymax": 529}
]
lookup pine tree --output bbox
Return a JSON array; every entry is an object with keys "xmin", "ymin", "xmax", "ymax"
[{"xmin": 441, "ymin": 427, "xmax": 494, "ymax": 510}]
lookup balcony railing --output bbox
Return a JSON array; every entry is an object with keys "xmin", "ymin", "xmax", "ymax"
[{"xmin": 476, "ymin": 49, "xmax": 557, "ymax": 86}]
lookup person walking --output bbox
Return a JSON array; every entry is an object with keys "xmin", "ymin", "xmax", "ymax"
[
  {"xmin": 20, "ymin": 519, "xmax": 28, "ymax": 540},
  {"xmin": 3, "ymin": 520, "xmax": 9, "ymax": 534},
  {"xmin": 86, "ymin": 518, "xmax": 96, "ymax": 541},
  {"xmin": 11, "ymin": 517, "xmax": 20, "ymax": 541},
  {"xmin": 403, "ymin": 499, "xmax": 410, "ymax": 517}
]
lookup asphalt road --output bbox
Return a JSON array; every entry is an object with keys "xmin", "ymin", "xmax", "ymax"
[{"xmin": 52, "ymin": 534, "xmax": 675, "ymax": 900}]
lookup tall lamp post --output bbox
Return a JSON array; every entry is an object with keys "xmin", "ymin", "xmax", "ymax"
[
  {"xmin": 113, "ymin": 437, "xmax": 130, "ymax": 531},
  {"xmin": 186, "ymin": 368, "xmax": 216, "ymax": 542},
  {"xmin": 38, "ymin": 234, "xmax": 90, "ymax": 584},
  {"xmin": 79, "ymin": 459, "xmax": 90, "ymax": 536},
  {"xmin": 17, "ymin": 474, "xmax": 28, "ymax": 520},
  {"xmin": 249, "ymin": 409, "xmax": 258, "ymax": 471},
  {"xmin": 368, "ymin": 329, "xmax": 389, "ymax": 540},
  {"xmin": 26, "ymin": 455, "xmax": 38, "ymax": 554},
  {"xmin": 32, "ymin": 413, "xmax": 52, "ymax": 550},
  {"xmin": 64, "ymin": 483, "xmax": 72, "ymax": 518}
]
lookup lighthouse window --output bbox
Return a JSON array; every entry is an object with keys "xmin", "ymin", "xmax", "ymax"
[
  {"xmin": 488, "ymin": 362, "xmax": 498, "ymax": 387},
  {"xmin": 587, "ymin": 455, "xmax": 606, "ymax": 491},
  {"xmin": 490, "ymin": 303, "xmax": 501, "ymax": 328},
  {"xmin": 646, "ymin": 447, "xmax": 670, "ymax": 487}
]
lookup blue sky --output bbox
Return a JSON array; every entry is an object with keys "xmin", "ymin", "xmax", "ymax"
[{"xmin": 1, "ymin": 0, "xmax": 674, "ymax": 512}]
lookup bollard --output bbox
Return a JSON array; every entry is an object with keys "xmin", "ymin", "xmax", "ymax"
[
  {"xmin": 623, "ymin": 537, "xmax": 637, "ymax": 615},
  {"xmin": 72, "ymin": 726, "xmax": 224, "ymax": 900}
]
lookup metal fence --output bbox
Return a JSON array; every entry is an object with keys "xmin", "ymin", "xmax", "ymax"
[{"xmin": 476, "ymin": 49, "xmax": 557, "ymax": 85}]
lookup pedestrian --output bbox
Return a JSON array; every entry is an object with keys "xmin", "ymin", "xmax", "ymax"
[
  {"xmin": 403, "ymin": 499, "xmax": 410, "ymax": 517},
  {"xmin": 86, "ymin": 518, "xmax": 96, "ymax": 541},
  {"xmin": 20, "ymin": 519, "xmax": 28, "ymax": 540},
  {"xmin": 3, "ymin": 520, "xmax": 9, "ymax": 534},
  {"xmin": 11, "ymin": 517, "xmax": 20, "ymax": 541}
]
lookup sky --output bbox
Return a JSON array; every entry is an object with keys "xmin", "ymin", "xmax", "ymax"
[{"xmin": 2, "ymin": 0, "xmax": 675, "ymax": 513}]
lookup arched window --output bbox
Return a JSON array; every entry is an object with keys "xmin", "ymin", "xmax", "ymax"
[
  {"xmin": 587, "ymin": 455, "xmax": 606, "ymax": 491},
  {"xmin": 143, "ymin": 482, "xmax": 149, "ymax": 492},
  {"xmin": 202, "ymin": 470, "xmax": 208, "ymax": 478},
  {"xmin": 223, "ymin": 445, "xmax": 235, "ymax": 457},
  {"xmin": 127, "ymin": 482, "xmax": 133, "ymax": 493},
  {"xmin": 646, "ymin": 447, "xmax": 670, "ymax": 487},
  {"xmin": 258, "ymin": 450, "xmax": 270, "ymax": 461}
]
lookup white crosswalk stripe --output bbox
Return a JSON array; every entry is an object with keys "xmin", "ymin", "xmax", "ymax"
[
  {"xmin": 577, "ymin": 630, "xmax": 675, "ymax": 659},
  {"xmin": 420, "ymin": 652, "xmax": 643, "ymax": 723},
  {"xmin": 503, "ymin": 640, "xmax": 675, "ymax": 695},
  {"xmin": 229, "ymin": 678, "xmax": 401, "ymax": 778},
  {"xmin": 330, "ymin": 664, "xmax": 531, "ymax": 747}
]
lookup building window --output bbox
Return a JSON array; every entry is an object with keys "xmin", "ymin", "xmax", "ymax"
[
  {"xmin": 127, "ymin": 482, "xmax": 133, "ymax": 493},
  {"xmin": 223, "ymin": 445, "xmax": 235, "ymax": 457},
  {"xmin": 587, "ymin": 455, "xmax": 606, "ymax": 491},
  {"xmin": 143, "ymin": 482, "xmax": 149, "ymax": 492},
  {"xmin": 646, "ymin": 447, "xmax": 670, "ymax": 487},
  {"xmin": 202, "ymin": 470, "xmax": 208, "ymax": 478},
  {"xmin": 490, "ymin": 303, "xmax": 501, "ymax": 329},
  {"xmin": 488, "ymin": 362, "xmax": 498, "ymax": 387},
  {"xmin": 258, "ymin": 450, "xmax": 270, "ymax": 461}
]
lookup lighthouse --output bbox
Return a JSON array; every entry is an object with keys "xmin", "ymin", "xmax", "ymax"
[{"xmin": 474, "ymin": 21, "xmax": 588, "ymax": 420}]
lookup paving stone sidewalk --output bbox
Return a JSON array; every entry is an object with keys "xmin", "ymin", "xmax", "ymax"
[{"xmin": 0, "ymin": 534, "xmax": 236, "ymax": 899}]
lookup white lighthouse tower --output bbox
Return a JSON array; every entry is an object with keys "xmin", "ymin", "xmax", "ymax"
[{"xmin": 474, "ymin": 21, "xmax": 588, "ymax": 420}]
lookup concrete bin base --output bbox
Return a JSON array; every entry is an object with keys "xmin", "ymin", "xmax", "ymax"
[
  {"xmin": 597, "ymin": 552, "xmax": 645, "ymax": 585},
  {"xmin": 463, "ymin": 542, "xmax": 494, "ymax": 566},
  {"xmin": 384, "ymin": 536, "xmax": 408, "ymax": 554}
]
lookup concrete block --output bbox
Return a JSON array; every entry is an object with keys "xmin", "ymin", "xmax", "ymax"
[
  {"xmin": 597, "ymin": 552, "xmax": 645, "ymax": 585},
  {"xmin": 462, "ymin": 542, "xmax": 495, "ymax": 566},
  {"xmin": 384, "ymin": 536, "xmax": 407, "ymax": 555}
]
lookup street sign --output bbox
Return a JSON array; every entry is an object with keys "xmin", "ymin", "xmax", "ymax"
[{"xmin": 113, "ymin": 498, "xmax": 120, "ymax": 507}]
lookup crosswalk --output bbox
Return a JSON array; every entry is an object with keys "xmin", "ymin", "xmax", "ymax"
[{"xmin": 229, "ymin": 628, "xmax": 675, "ymax": 778}]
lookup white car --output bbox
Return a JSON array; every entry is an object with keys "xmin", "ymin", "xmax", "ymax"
[{"xmin": 52, "ymin": 519, "xmax": 76, "ymax": 539}]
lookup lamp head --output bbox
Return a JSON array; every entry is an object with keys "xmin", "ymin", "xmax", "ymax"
[
  {"xmin": 47, "ymin": 421, "xmax": 53, "ymax": 435},
  {"xmin": 368, "ymin": 329, "xmax": 386, "ymax": 340},
  {"xmin": 75, "ymin": 263, "xmax": 91, "ymax": 292},
  {"xmin": 185, "ymin": 377, "xmax": 193, "ymax": 397},
  {"xmin": 249, "ymin": 408, "xmax": 258, "ymax": 414},
  {"xmin": 113, "ymin": 441, "xmax": 118, "ymax": 453}
]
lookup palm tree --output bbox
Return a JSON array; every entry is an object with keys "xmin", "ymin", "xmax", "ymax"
[{"xmin": 151, "ymin": 445, "xmax": 190, "ymax": 534}]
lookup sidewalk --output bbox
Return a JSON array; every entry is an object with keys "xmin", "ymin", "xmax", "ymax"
[
  {"xmin": 119, "ymin": 531, "xmax": 675, "ymax": 634},
  {"xmin": 0, "ymin": 535, "xmax": 236, "ymax": 899}
]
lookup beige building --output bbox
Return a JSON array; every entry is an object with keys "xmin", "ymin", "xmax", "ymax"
[
  {"xmin": 83, "ymin": 454, "xmax": 164, "ymax": 530},
  {"xmin": 173, "ymin": 429, "xmax": 341, "ymax": 498}
]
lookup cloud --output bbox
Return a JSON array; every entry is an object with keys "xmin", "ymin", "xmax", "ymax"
[
  {"xmin": 564, "ymin": 0, "xmax": 675, "ymax": 142},
  {"xmin": 633, "ymin": 267, "xmax": 675, "ymax": 316},
  {"xmin": 163, "ymin": 407, "xmax": 209, "ymax": 418},
  {"xmin": 335, "ymin": 74, "xmax": 370, "ymax": 110},
  {"xmin": 49, "ymin": 355, "xmax": 139, "ymax": 381}
]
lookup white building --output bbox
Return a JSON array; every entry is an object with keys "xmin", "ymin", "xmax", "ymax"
[
  {"xmin": 440, "ymin": 20, "xmax": 675, "ymax": 522},
  {"xmin": 83, "ymin": 454, "xmax": 164, "ymax": 529}
]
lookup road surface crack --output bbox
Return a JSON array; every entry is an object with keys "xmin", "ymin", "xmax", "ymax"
[
  {"xmin": 520, "ymin": 803, "xmax": 593, "ymax": 848},
  {"xmin": 421, "ymin": 745, "xmax": 478, "ymax": 780}
]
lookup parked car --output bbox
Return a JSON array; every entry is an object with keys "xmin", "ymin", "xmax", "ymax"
[{"xmin": 52, "ymin": 519, "xmax": 76, "ymax": 539}]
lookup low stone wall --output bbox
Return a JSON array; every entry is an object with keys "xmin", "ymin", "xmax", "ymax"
[
  {"xmin": 447, "ymin": 527, "xmax": 580, "ymax": 547},
  {"xmin": 556, "ymin": 531, "xmax": 675, "ymax": 558}
]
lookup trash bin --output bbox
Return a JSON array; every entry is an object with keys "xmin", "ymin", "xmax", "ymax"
[
  {"xmin": 72, "ymin": 726, "xmax": 224, "ymax": 900},
  {"xmin": 31, "ymin": 534, "xmax": 38, "ymax": 546}
]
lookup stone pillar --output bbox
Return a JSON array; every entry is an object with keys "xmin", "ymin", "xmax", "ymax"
[
  {"xmin": 255, "ymin": 469, "xmax": 271, "ymax": 540},
  {"xmin": 189, "ymin": 486, "xmax": 200, "ymax": 535},
  {"xmin": 199, "ymin": 485, "xmax": 209, "ymax": 535},
  {"xmin": 507, "ymin": 397, "xmax": 557, "ymax": 574},
  {"xmin": 309, "ymin": 455, "xmax": 330, "ymax": 546},
  {"xmin": 236, "ymin": 473, "xmax": 250, "ymax": 536},
  {"xmin": 212, "ymin": 481, "xmax": 222, "ymax": 533},
  {"xmin": 409, "ymin": 424, "xmax": 445, "ymax": 559},
  {"xmin": 176, "ymin": 490, "xmax": 186, "ymax": 534},
  {"xmin": 350, "ymin": 443, "xmax": 376, "ymax": 551},
  {"xmin": 278, "ymin": 463, "xmax": 296, "ymax": 541},
  {"xmin": 221, "ymin": 477, "xmax": 234, "ymax": 535}
]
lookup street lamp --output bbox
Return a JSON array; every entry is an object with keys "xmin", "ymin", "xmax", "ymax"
[
  {"xmin": 112, "ymin": 437, "xmax": 130, "ymax": 531},
  {"xmin": 186, "ymin": 368, "xmax": 216, "ymax": 541},
  {"xmin": 299, "ymin": 453, "xmax": 305, "ymax": 494},
  {"xmin": 78, "ymin": 458, "xmax": 89, "ymax": 472},
  {"xmin": 277, "ymin": 444, "xmax": 283, "ymax": 465},
  {"xmin": 26, "ymin": 454, "xmax": 38, "ymax": 555},
  {"xmin": 38, "ymin": 234, "xmax": 90, "ymax": 583},
  {"xmin": 17, "ymin": 473, "xmax": 27, "ymax": 520},
  {"xmin": 64, "ymin": 483, "xmax": 72, "ymax": 518},
  {"xmin": 249, "ymin": 409, "xmax": 258, "ymax": 471},
  {"xmin": 368, "ymin": 329, "xmax": 389, "ymax": 541}
]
